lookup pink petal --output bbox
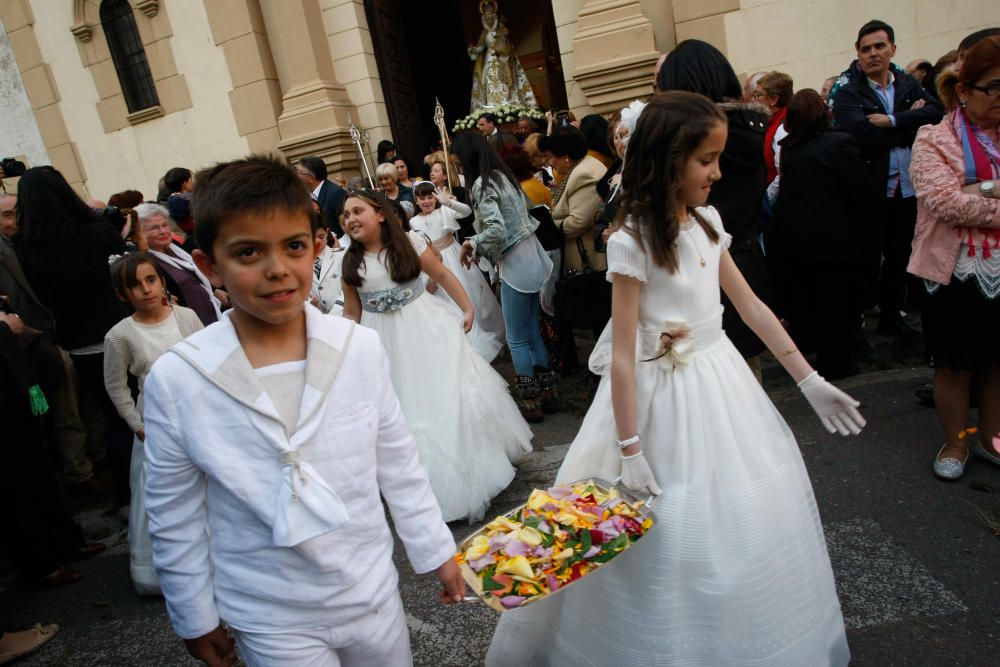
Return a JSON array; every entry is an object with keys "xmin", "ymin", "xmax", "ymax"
[
  {"xmin": 500, "ymin": 596, "xmax": 526, "ymax": 609},
  {"xmin": 583, "ymin": 546, "xmax": 601, "ymax": 558},
  {"xmin": 468, "ymin": 554, "xmax": 496, "ymax": 572}
]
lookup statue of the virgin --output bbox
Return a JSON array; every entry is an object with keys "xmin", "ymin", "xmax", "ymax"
[{"xmin": 468, "ymin": 0, "xmax": 538, "ymax": 113}]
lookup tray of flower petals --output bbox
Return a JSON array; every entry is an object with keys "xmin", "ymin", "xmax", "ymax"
[{"xmin": 455, "ymin": 479, "xmax": 654, "ymax": 611}]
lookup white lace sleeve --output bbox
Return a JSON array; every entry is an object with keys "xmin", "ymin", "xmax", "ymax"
[
  {"xmin": 699, "ymin": 205, "xmax": 732, "ymax": 251},
  {"xmin": 606, "ymin": 229, "xmax": 647, "ymax": 283}
]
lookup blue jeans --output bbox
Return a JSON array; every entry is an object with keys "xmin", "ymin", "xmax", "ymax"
[{"xmin": 500, "ymin": 281, "xmax": 549, "ymax": 377}]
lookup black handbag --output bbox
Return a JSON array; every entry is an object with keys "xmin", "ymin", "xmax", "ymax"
[
  {"xmin": 528, "ymin": 204, "xmax": 564, "ymax": 252},
  {"xmin": 554, "ymin": 234, "xmax": 610, "ymax": 329}
]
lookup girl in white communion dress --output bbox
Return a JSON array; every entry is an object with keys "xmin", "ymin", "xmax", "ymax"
[{"xmin": 487, "ymin": 91, "xmax": 864, "ymax": 667}]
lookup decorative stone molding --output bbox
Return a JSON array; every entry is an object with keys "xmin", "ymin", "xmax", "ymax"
[
  {"xmin": 572, "ymin": 0, "xmax": 661, "ymax": 113},
  {"xmin": 126, "ymin": 105, "xmax": 164, "ymax": 124},
  {"xmin": 134, "ymin": 0, "xmax": 159, "ymax": 18},
  {"xmin": 71, "ymin": 0, "xmax": 93, "ymax": 43},
  {"xmin": 69, "ymin": 21, "xmax": 92, "ymax": 42}
]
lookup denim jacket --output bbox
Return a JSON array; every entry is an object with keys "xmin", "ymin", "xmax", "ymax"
[{"xmin": 468, "ymin": 173, "xmax": 539, "ymax": 264}]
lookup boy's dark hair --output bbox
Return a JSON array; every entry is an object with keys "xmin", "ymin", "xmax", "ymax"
[
  {"xmin": 539, "ymin": 127, "xmax": 589, "ymax": 160},
  {"xmin": 192, "ymin": 155, "xmax": 313, "ymax": 257},
  {"xmin": 109, "ymin": 251, "xmax": 166, "ymax": 297},
  {"xmin": 657, "ymin": 39, "xmax": 742, "ymax": 103},
  {"xmin": 376, "ymin": 140, "xmax": 396, "ymax": 164},
  {"xmin": 579, "ymin": 114, "xmax": 613, "ymax": 158},
  {"xmin": 619, "ymin": 91, "xmax": 724, "ymax": 273},
  {"xmin": 299, "ymin": 156, "xmax": 328, "ymax": 182},
  {"xmin": 855, "ymin": 20, "xmax": 894, "ymax": 48},
  {"xmin": 959, "ymin": 27, "xmax": 1000, "ymax": 53},
  {"xmin": 341, "ymin": 189, "xmax": 421, "ymax": 287},
  {"xmin": 478, "ymin": 112, "xmax": 498, "ymax": 125},
  {"xmin": 163, "ymin": 167, "xmax": 192, "ymax": 194}
]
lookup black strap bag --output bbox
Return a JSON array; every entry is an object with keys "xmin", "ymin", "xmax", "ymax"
[
  {"xmin": 528, "ymin": 204, "xmax": 564, "ymax": 252},
  {"xmin": 554, "ymin": 234, "xmax": 610, "ymax": 329}
]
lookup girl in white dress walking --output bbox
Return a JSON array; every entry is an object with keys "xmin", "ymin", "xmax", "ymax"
[
  {"xmin": 409, "ymin": 181, "xmax": 505, "ymax": 362},
  {"xmin": 341, "ymin": 189, "xmax": 532, "ymax": 522},
  {"xmin": 486, "ymin": 91, "xmax": 864, "ymax": 666},
  {"xmin": 103, "ymin": 252, "xmax": 203, "ymax": 594}
]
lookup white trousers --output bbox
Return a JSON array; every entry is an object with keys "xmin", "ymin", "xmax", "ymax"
[{"xmin": 233, "ymin": 592, "xmax": 412, "ymax": 667}]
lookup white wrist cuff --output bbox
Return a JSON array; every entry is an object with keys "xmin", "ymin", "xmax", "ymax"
[
  {"xmin": 615, "ymin": 434, "xmax": 640, "ymax": 449},
  {"xmin": 796, "ymin": 370, "xmax": 820, "ymax": 389},
  {"xmin": 620, "ymin": 451, "xmax": 643, "ymax": 460}
]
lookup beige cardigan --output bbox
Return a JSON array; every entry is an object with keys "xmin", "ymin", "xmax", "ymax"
[{"xmin": 552, "ymin": 154, "xmax": 608, "ymax": 272}]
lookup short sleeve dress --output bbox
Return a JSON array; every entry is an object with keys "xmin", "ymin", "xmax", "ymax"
[{"xmin": 486, "ymin": 206, "xmax": 849, "ymax": 666}]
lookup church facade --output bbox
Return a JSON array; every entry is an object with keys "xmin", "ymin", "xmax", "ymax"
[{"xmin": 1, "ymin": 0, "xmax": 997, "ymax": 199}]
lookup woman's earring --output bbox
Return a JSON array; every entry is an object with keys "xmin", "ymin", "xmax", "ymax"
[{"xmin": 960, "ymin": 100, "xmax": 967, "ymax": 108}]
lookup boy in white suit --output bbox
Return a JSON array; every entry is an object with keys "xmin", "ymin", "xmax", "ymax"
[{"xmin": 143, "ymin": 155, "xmax": 465, "ymax": 667}]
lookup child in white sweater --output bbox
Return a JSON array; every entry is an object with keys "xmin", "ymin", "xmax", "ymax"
[{"xmin": 104, "ymin": 252, "xmax": 203, "ymax": 594}]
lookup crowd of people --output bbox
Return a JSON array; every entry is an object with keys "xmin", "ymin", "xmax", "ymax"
[{"xmin": 0, "ymin": 16, "xmax": 998, "ymax": 667}]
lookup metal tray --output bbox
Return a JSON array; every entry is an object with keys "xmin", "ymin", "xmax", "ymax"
[{"xmin": 457, "ymin": 478, "xmax": 655, "ymax": 612}]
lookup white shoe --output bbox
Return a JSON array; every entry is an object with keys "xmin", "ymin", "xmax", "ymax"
[{"xmin": 932, "ymin": 445, "xmax": 969, "ymax": 480}]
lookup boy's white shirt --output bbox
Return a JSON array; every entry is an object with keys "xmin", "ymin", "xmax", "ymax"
[{"xmin": 143, "ymin": 303, "xmax": 456, "ymax": 639}]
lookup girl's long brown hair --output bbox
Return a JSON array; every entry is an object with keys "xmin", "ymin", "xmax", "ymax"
[
  {"xmin": 617, "ymin": 91, "xmax": 725, "ymax": 272},
  {"xmin": 341, "ymin": 189, "xmax": 422, "ymax": 287}
]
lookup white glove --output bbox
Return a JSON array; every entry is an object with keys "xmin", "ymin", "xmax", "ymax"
[
  {"xmin": 620, "ymin": 451, "xmax": 662, "ymax": 497},
  {"xmin": 798, "ymin": 371, "xmax": 866, "ymax": 436}
]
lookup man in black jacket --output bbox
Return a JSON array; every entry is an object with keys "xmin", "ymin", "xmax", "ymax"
[
  {"xmin": 833, "ymin": 19, "xmax": 943, "ymax": 335},
  {"xmin": 295, "ymin": 156, "xmax": 347, "ymax": 236}
]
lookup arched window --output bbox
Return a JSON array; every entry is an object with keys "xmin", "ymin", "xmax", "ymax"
[{"xmin": 100, "ymin": 0, "xmax": 159, "ymax": 112}]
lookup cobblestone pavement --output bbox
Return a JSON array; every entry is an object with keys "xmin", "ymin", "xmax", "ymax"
[{"xmin": 4, "ymin": 356, "xmax": 1000, "ymax": 665}]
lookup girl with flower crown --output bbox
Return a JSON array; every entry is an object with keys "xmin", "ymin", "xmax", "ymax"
[
  {"xmin": 487, "ymin": 91, "xmax": 865, "ymax": 667},
  {"xmin": 341, "ymin": 189, "xmax": 532, "ymax": 523}
]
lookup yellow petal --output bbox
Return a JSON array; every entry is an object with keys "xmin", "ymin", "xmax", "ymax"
[
  {"xmin": 464, "ymin": 535, "xmax": 491, "ymax": 560},
  {"xmin": 497, "ymin": 555, "xmax": 535, "ymax": 579},
  {"xmin": 553, "ymin": 512, "xmax": 579, "ymax": 526},
  {"xmin": 486, "ymin": 516, "xmax": 521, "ymax": 533},
  {"xmin": 552, "ymin": 547, "xmax": 575, "ymax": 561},
  {"xmin": 527, "ymin": 489, "xmax": 555, "ymax": 511},
  {"xmin": 518, "ymin": 527, "xmax": 543, "ymax": 547}
]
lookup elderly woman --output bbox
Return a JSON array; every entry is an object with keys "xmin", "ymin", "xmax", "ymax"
[
  {"xmin": 909, "ymin": 36, "xmax": 1000, "ymax": 480},
  {"xmin": 134, "ymin": 203, "xmax": 221, "ymax": 326}
]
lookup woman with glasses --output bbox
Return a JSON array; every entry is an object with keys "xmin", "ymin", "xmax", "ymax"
[
  {"xmin": 134, "ymin": 202, "xmax": 222, "ymax": 327},
  {"xmin": 908, "ymin": 36, "xmax": 1000, "ymax": 480}
]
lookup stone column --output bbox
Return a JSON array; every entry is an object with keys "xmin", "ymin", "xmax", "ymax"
[
  {"xmin": 257, "ymin": 0, "xmax": 357, "ymax": 172},
  {"xmin": 571, "ymin": 0, "xmax": 662, "ymax": 113}
]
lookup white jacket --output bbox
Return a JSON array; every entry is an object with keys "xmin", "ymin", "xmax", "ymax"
[
  {"xmin": 312, "ymin": 246, "xmax": 346, "ymax": 315},
  {"xmin": 143, "ymin": 305, "xmax": 455, "ymax": 638}
]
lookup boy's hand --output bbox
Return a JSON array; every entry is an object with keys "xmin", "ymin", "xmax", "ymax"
[
  {"xmin": 183, "ymin": 626, "xmax": 236, "ymax": 667},
  {"xmin": 436, "ymin": 558, "xmax": 466, "ymax": 604}
]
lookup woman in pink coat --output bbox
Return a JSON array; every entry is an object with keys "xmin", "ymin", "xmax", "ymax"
[{"xmin": 908, "ymin": 36, "xmax": 1000, "ymax": 479}]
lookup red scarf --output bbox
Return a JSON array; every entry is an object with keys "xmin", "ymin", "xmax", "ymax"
[{"xmin": 764, "ymin": 107, "xmax": 788, "ymax": 183}]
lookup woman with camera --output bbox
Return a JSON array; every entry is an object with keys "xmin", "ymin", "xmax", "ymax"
[{"xmin": 15, "ymin": 166, "xmax": 131, "ymax": 511}]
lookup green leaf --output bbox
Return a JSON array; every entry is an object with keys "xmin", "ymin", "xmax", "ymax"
[
  {"xmin": 482, "ymin": 576, "xmax": 505, "ymax": 592},
  {"xmin": 580, "ymin": 529, "xmax": 592, "ymax": 553},
  {"xmin": 523, "ymin": 515, "xmax": 540, "ymax": 529},
  {"xmin": 541, "ymin": 531, "xmax": 555, "ymax": 548}
]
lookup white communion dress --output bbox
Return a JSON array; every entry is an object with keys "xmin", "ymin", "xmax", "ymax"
[
  {"xmin": 486, "ymin": 206, "xmax": 849, "ymax": 666},
  {"xmin": 410, "ymin": 204, "xmax": 506, "ymax": 362},
  {"xmin": 357, "ymin": 234, "xmax": 532, "ymax": 522}
]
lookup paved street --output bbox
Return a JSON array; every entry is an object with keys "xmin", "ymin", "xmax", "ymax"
[{"xmin": 4, "ymin": 359, "xmax": 1000, "ymax": 666}]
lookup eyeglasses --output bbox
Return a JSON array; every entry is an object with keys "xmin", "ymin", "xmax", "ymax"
[{"xmin": 968, "ymin": 81, "xmax": 1000, "ymax": 96}]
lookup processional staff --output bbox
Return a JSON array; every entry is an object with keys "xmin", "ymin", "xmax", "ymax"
[
  {"xmin": 433, "ymin": 98, "xmax": 455, "ymax": 194},
  {"xmin": 348, "ymin": 114, "xmax": 376, "ymax": 189}
]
